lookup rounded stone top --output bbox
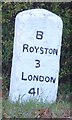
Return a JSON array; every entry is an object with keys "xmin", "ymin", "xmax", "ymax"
[
  {"xmin": 16, "ymin": 9, "xmax": 60, "ymax": 18},
  {"xmin": 15, "ymin": 9, "xmax": 63, "ymax": 28},
  {"xmin": 20, "ymin": 9, "xmax": 53, "ymax": 16}
]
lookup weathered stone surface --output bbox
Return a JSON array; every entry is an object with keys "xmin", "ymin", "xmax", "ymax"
[{"xmin": 9, "ymin": 9, "xmax": 63, "ymax": 103}]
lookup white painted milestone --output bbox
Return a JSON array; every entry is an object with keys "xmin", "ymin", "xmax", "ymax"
[{"xmin": 9, "ymin": 9, "xmax": 63, "ymax": 103}]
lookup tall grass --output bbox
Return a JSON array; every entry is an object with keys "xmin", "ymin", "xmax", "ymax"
[{"xmin": 2, "ymin": 98, "xmax": 70, "ymax": 118}]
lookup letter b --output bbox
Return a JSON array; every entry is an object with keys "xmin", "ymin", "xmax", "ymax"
[{"xmin": 36, "ymin": 31, "xmax": 43, "ymax": 40}]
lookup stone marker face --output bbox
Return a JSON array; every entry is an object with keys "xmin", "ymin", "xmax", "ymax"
[{"xmin": 9, "ymin": 9, "xmax": 63, "ymax": 103}]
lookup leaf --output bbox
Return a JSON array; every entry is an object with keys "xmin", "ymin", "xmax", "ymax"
[
  {"xmin": 34, "ymin": 108, "xmax": 52, "ymax": 118},
  {"xmin": 3, "ymin": 113, "xmax": 11, "ymax": 119}
]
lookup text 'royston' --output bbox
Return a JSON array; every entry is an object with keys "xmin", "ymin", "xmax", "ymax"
[{"xmin": 23, "ymin": 44, "xmax": 58, "ymax": 55}]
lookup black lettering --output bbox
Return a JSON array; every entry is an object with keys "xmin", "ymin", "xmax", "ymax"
[
  {"xmin": 49, "ymin": 48, "xmax": 53, "ymax": 54},
  {"xmin": 37, "ymin": 88, "xmax": 39, "ymax": 95},
  {"xmin": 28, "ymin": 88, "xmax": 39, "ymax": 96},
  {"xmin": 45, "ymin": 48, "xmax": 49, "ymax": 54},
  {"xmin": 29, "ymin": 47, "xmax": 34, "ymax": 52},
  {"xmin": 39, "ymin": 76, "xmax": 44, "ymax": 82},
  {"xmin": 45, "ymin": 76, "xmax": 50, "ymax": 82},
  {"xmin": 35, "ymin": 60, "xmax": 40, "ymax": 68},
  {"xmin": 28, "ymin": 75, "xmax": 32, "ymax": 81},
  {"xmin": 40, "ymin": 47, "xmax": 44, "ymax": 54},
  {"xmin": 34, "ymin": 46, "xmax": 39, "ymax": 53},
  {"xmin": 28, "ymin": 88, "xmax": 35, "ymax": 96},
  {"xmin": 23, "ymin": 44, "xmax": 29, "ymax": 52},
  {"xmin": 21, "ymin": 72, "xmax": 27, "ymax": 81},
  {"xmin": 36, "ymin": 31, "xmax": 43, "ymax": 40},
  {"xmin": 33, "ymin": 75, "xmax": 38, "ymax": 81},
  {"xmin": 53, "ymin": 78, "xmax": 56, "ymax": 83},
  {"xmin": 50, "ymin": 77, "xmax": 56, "ymax": 83},
  {"xmin": 53, "ymin": 49, "xmax": 58, "ymax": 55}
]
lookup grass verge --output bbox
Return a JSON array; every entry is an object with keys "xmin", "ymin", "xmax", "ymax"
[
  {"xmin": 2, "ymin": 98, "xmax": 70, "ymax": 118},
  {"xmin": 2, "ymin": 82, "xmax": 71, "ymax": 118}
]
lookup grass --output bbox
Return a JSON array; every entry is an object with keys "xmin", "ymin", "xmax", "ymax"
[
  {"xmin": 2, "ymin": 82, "xmax": 71, "ymax": 118},
  {"xmin": 2, "ymin": 97, "xmax": 70, "ymax": 118}
]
